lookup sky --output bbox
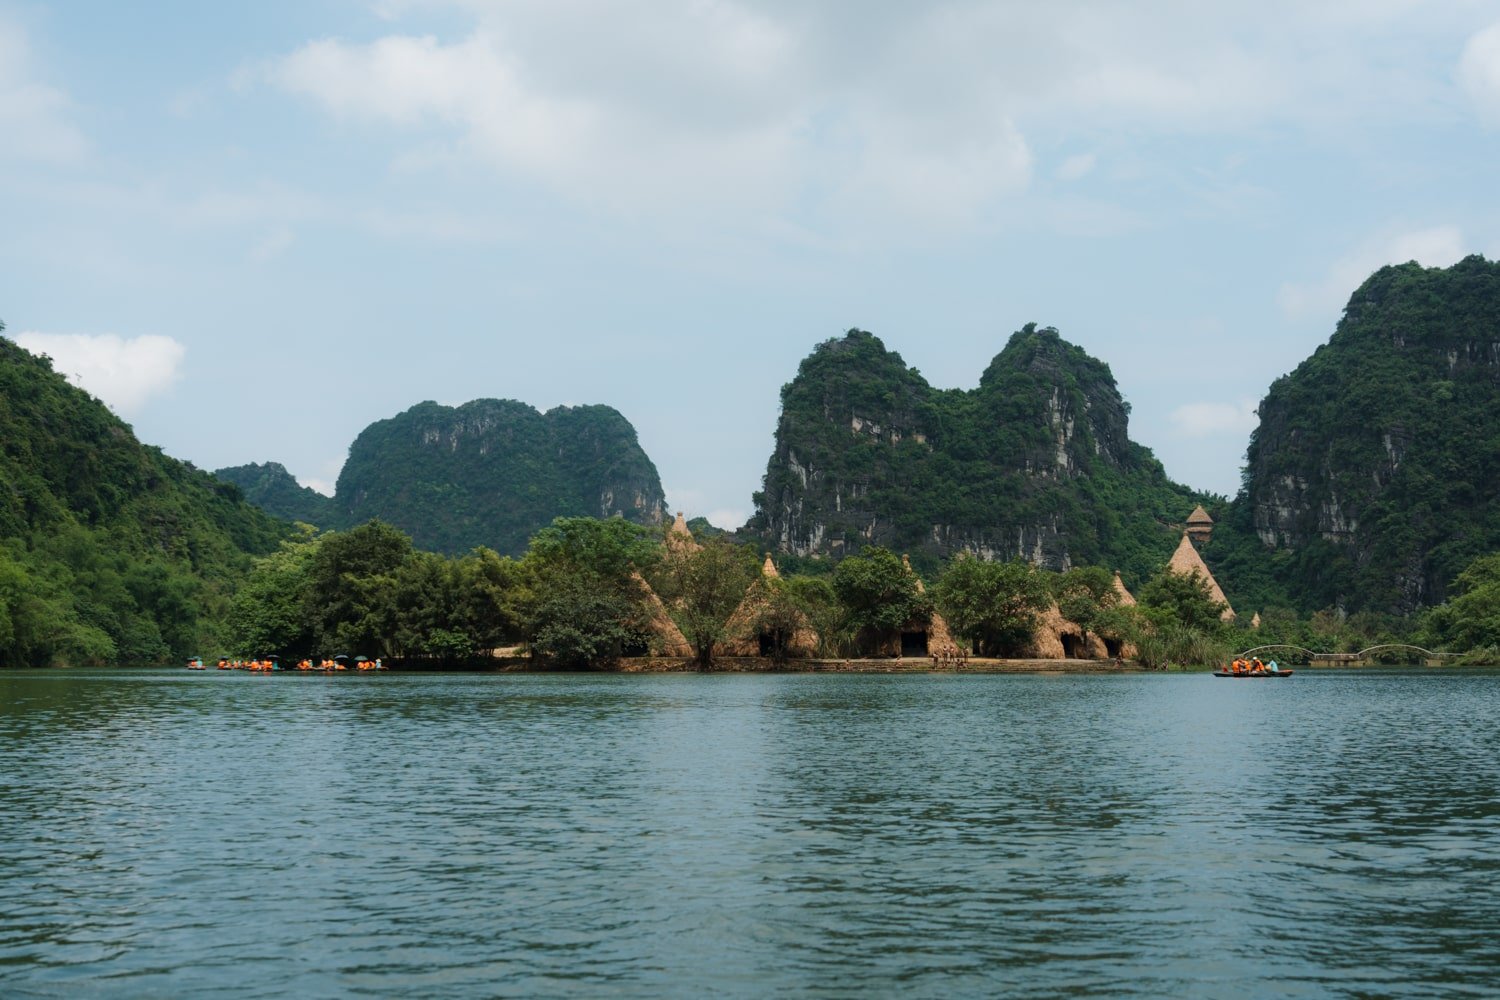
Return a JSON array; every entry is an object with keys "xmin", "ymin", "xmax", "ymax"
[{"xmin": 3, "ymin": 1, "xmax": 1499, "ymax": 529}]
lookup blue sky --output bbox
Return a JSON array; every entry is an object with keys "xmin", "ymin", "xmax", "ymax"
[{"xmin": 3, "ymin": 1, "xmax": 1499, "ymax": 528}]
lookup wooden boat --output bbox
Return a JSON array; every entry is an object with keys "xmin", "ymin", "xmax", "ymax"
[{"xmin": 1213, "ymin": 669, "xmax": 1294, "ymax": 678}]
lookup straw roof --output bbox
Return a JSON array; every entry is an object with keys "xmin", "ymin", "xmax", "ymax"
[
  {"xmin": 632, "ymin": 572, "xmax": 693, "ymax": 656},
  {"xmin": 1186, "ymin": 505, "xmax": 1214, "ymax": 526},
  {"xmin": 719, "ymin": 553, "xmax": 818, "ymax": 657},
  {"xmin": 1167, "ymin": 532, "xmax": 1235, "ymax": 620},
  {"xmin": 904, "ymin": 554, "xmax": 956, "ymax": 652},
  {"xmin": 1026, "ymin": 600, "xmax": 1119, "ymax": 659},
  {"xmin": 1112, "ymin": 570, "xmax": 1137, "ymax": 607},
  {"xmin": 666, "ymin": 511, "xmax": 699, "ymax": 552}
]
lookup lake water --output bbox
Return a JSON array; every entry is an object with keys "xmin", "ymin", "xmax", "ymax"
[{"xmin": 2, "ymin": 668, "xmax": 1498, "ymax": 998}]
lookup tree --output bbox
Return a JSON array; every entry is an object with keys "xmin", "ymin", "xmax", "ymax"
[
  {"xmin": 648, "ymin": 537, "xmax": 757, "ymax": 669},
  {"xmin": 1421, "ymin": 552, "xmax": 1500, "ymax": 654},
  {"xmin": 831, "ymin": 547, "xmax": 930, "ymax": 652},
  {"xmin": 526, "ymin": 578, "xmax": 650, "ymax": 669},
  {"xmin": 783, "ymin": 576, "xmax": 850, "ymax": 657},
  {"xmin": 517, "ymin": 517, "xmax": 658, "ymax": 667},
  {"xmin": 303, "ymin": 520, "xmax": 415, "ymax": 655},
  {"xmin": 1137, "ymin": 569, "xmax": 1228, "ymax": 634},
  {"xmin": 227, "ymin": 527, "xmax": 321, "ymax": 657},
  {"xmin": 746, "ymin": 577, "xmax": 814, "ymax": 663},
  {"xmin": 933, "ymin": 556, "xmax": 1051, "ymax": 656},
  {"xmin": 1053, "ymin": 566, "xmax": 1118, "ymax": 657}
]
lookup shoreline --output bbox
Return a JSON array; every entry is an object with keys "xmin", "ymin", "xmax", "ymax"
[{"xmin": 490, "ymin": 656, "xmax": 1168, "ymax": 674}]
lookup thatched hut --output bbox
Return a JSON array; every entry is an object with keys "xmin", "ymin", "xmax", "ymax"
[
  {"xmin": 1186, "ymin": 504, "xmax": 1214, "ymax": 544},
  {"xmin": 632, "ymin": 572, "xmax": 693, "ymax": 656},
  {"xmin": 1113, "ymin": 570, "xmax": 1137, "ymax": 607},
  {"xmin": 1167, "ymin": 532, "xmax": 1235, "ymax": 621},
  {"xmin": 718, "ymin": 554, "xmax": 819, "ymax": 657},
  {"xmin": 864, "ymin": 555, "xmax": 956, "ymax": 657}
]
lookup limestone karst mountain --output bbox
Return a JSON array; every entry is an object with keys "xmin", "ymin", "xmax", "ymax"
[
  {"xmin": 219, "ymin": 399, "xmax": 666, "ymax": 557},
  {"xmin": 746, "ymin": 325, "xmax": 1205, "ymax": 583},
  {"xmin": 1211, "ymin": 255, "xmax": 1500, "ymax": 614}
]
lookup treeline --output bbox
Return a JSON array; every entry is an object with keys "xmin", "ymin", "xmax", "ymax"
[{"xmin": 217, "ymin": 514, "xmax": 1360, "ymax": 670}]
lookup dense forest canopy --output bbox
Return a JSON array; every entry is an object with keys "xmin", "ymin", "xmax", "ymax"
[
  {"xmin": 1209, "ymin": 255, "xmax": 1500, "ymax": 616},
  {"xmin": 0, "ymin": 329, "xmax": 290, "ymax": 666}
]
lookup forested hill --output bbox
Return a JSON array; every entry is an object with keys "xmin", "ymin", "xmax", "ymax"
[
  {"xmin": 0, "ymin": 331, "xmax": 291, "ymax": 666},
  {"xmin": 745, "ymin": 325, "xmax": 1206, "ymax": 580},
  {"xmin": 326, "ymin": 399, "xmax": 666, "ymax": 556},
  {"xmin": 1207, "ymin": 255, "xmax": 1500, "ymax": 615},
  {"xmin": 215, "ymin": 461, "xmax": 337, "ymax": 527}
]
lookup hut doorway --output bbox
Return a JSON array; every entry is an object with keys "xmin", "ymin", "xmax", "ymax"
[
  {"xmin": 1060, "ymin": 633, "xmax": 1082, "ymax": 658},
  {"xmin": 758, "ymin": 632, "xmax": 778, "ymax": 656},
  {"xmin": 621, "ymin": 636, "xmax": 650, "ymax": 658},
  {"xmin": 901, "ymin": 631, "xmax": 929, "ymax": 657},
  {"xmin": 1104, "ymin": 637, "xmax": 1123, "ymax": 657}
]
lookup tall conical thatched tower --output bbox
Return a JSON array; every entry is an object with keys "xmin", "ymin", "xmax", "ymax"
[
  {"xmin": 1167, "ymin": 532, "xmax": 1235, "ymax": 620},
  {"xmin": 1186, "ymin": 504, "xmax": 1214, "ymax": 545}
]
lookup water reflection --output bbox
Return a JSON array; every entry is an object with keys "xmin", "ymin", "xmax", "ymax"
[{"xmin": 2, "ymin": 669, "xmax": 1498, "ymax": 996}]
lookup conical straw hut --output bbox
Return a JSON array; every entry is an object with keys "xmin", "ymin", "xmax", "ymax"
[
  {"xmin": 1167, "ymin": 532, "xmax": 1235, "ymax": 620},
  {"xmin": 867, "ymin": 554, "xmax": 957, "ymax": 657},
  {"xmin": 665, "ymin": 510, "xmax": 699, "ymax": 553},
  {"xmin": 632, "ymin": 572, "xmax": 693, "ymax": 656},
  {"xmin": 719, "ymin": 553, "xmax": 818, "ymax": 657}
]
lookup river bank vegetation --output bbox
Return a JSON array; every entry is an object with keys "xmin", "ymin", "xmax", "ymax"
[{"xmin": 192, "ymin": 515, "xmax": 1493, "ymax": 671}]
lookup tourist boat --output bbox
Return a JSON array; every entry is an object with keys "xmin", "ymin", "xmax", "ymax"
[
  {"xmin": 1212, "ymin": 668, "xmax": 1294, "ymax": 678},
  {"xmin": 186, "ymin": 657, "xmax": 206, "ymax": 670}
]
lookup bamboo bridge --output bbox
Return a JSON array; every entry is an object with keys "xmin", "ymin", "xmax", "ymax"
[{"xmin": 1234, "ymin": 644, "xmax": 1457, "ymax": 667}]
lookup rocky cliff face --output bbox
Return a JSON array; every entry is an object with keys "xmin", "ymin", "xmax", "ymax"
[
  {"xmin": 1236, "ymin": 255, "xmax": 1500, "ymax": 613},
  {"xmin": 746, "ymin": 326, "xmax": 1199, "ymax": 579},
  {"xmin": 331, "ymin": 399, "xmax": 665, "ymax": 556}
]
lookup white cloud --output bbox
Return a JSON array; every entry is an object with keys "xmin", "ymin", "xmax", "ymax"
[
  {"xmin": 14, "ymin": 332, "xmax": 187, "ymax": 414},
  {"xmin": 1458, "ymin": 21, "xmax": 1500, "ymax": 125},
  {"xmin": 259, "ymin": 2, "xmax": 1483, "ymax": 238},
  {"xmin": 1169, "ymin": 399, "xmax": 1259, "ymax": 439},
  {"xmin": 1278, "ymin": 225, "xmax": 1471, "ymax": 320},
  {"xmin": 265, "ymin": 4, "xmax": 1042, "ymax": 230},
  {"xmin": 0, "ymin": 19, "xmax": 87, "ymax": 162},
  {"xmin": 1056, "ymin": 152, "xmax": 1097, "ymax": 181},
  {"xmin": 705, "ymin": 508, "xmax": 747, "ymax": 531}
]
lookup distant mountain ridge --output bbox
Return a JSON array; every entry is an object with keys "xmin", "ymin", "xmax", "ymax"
[
  {"xmin": 219, "ymin": 399, "xmax": 666, "ymax": 557},
  {"xmin": 215, "ymin": 461, "xmax": 336, "ymax": 528},
  {"xmin": 745, "ymin": 325, "xmax": 1206, "ymax": 582}
]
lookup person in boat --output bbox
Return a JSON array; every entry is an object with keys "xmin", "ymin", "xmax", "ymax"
[
  {"xmin": 1251, "ymin": 657, "xmax": 1266, "ymax": 673},
  {"xmin": 1267, "ymin": 659, "xmax": 1280, "ymax": 673}
]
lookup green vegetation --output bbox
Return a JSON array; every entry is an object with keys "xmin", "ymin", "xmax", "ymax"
[
  {"xmin": 1228, "ymin": 255, "xmax": 1500, "ymax": 615},
  {"xmin": 1420, "ymin": 553, "xmax": 1500, "ymax": 661},
  {"xmin": 932, "ymin": 556, "xmax": 1050, "ymax": 656},
  {"xmin": 215, "ymin": 462, "xmax": 337, "ymax": 527},
  {"xmin": 333, "ymin": 399, "xmax": 665, "ymax": 557},
  {"xmin": 647, "ymin": 536, "xmax": 758, "ymax": 668},
  {"xmin": 226, "ymin": 520, "xmax": 522, "ymax": 667},
  {"xmin": 0, "ymin": 329, "xmax": 290, "ymax": 667},
  {"xmin": 748, "ymin": 326, "xmax": 1206, "ymax": 582},
  {"xmin": 216, "ymin": 399, "xmax": 666, "ymax": 557},
  {"xmin": 831, "ymin": 547, "xmax": 932, "ymax": 650}
]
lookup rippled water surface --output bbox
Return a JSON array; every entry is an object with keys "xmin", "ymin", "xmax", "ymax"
[{"xmin": 3, "ymin": 669, "xmax": 1499, "ymax": 997}]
